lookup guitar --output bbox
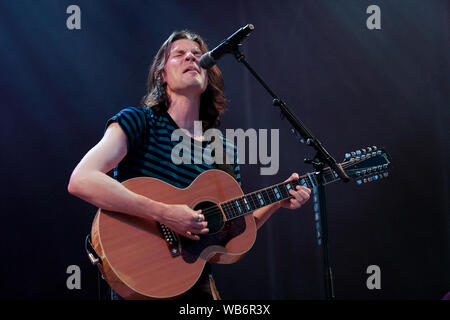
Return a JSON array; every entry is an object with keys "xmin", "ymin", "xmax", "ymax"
[{"xmin": 89, "ymin": 146, "xmax": 392, "ymax": 299}]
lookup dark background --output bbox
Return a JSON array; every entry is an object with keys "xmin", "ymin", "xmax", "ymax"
[{"xmin": 0, "ymin": 0, "xmax": 448, "ymax": 300}]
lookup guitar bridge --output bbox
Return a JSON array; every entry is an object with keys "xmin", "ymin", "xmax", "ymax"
[{"xmin": 158, "ymin": 223, "xmax": 180, "ymax": 257}]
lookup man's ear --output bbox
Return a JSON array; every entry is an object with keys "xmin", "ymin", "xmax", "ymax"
[{"xmin": 160, "ymin": 69, "xmax": 166, "ymax": 84}]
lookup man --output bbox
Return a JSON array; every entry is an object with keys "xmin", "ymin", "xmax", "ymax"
[{"xmin": 68, "ymin": 30, "xmax": 311, "ymax": 300}]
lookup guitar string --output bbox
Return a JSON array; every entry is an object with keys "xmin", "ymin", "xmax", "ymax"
[
  {"xmin": 199, "ymin": 181, "xmax": 298, "ymax": 220},
  {"xmin": 199, "ymin": 168, "xmax": 386, "ymax": 220},
  {"xmin": 163, "ymin": 156, "xmax": 387, "ymax": 234},
  {"xmin": 192, "ymin": 157, "xmax": 387, "ymax": 220},
  {"xmin": 199, "ymin": 169, "xmax": 385, "ymax": 219}
]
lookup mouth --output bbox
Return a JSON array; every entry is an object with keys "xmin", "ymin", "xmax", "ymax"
[{"xmin": 183, "ymin": 66, "xmax": 200, "ymax": 74}]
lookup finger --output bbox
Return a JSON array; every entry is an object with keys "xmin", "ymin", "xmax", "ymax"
[
  {"xmin": 290, "ymin": 189, "xmax": 304, "ymax": 201},
  {"xmin": 284, "ymin": 173, "xmax": 298, "ymax": 182},
  {"xmin": 188, "ymin": 227, "xmax": 209, "ymax": 236},
  {"xmin": 300, "ymin": 189, "xmax": 311, "ymax": 202},
  {"xmin": 185, "ymin": 231, "xmax": 200, "ymax": 241},
  {"xmin": 290, "ymin": 198, "xmax": 301, "ymax": 209},
  {"xmin": 296, "ymin": 186, "xmax": 311, "ymax": 199},
  {"xmin": 288, "ymin": 172, "xmax": 300, "ymax": 182},
  {"xmin": 192, "ymin": 212, "xmax": 204, "ymax": 222},
  {"xmin": 191, "ymin": 221, "xmax": 208, "ymax": 230},
  {"xmin": 290, "ymin": 189, "xmax": 308, "ymax": 204},
  {"xmin": 299, "ymin": 186, "xmax": 311, "ymax": 195}
]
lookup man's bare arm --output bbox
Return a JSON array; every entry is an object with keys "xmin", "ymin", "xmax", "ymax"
[
  {"xmin": 67, "ymin": 123, "xmax": 208, "ymax": 240},
  {"xmin": 67, "ymin": 123, "xmax": 166, "ymax": 221}
]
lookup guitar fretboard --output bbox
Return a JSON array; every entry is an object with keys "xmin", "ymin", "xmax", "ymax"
[{"xmin": 220, "ymin": 169, "xmax": 340, "ymax": 220}]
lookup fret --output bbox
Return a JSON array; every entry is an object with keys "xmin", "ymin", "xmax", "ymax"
[
  {"xmin": 255, "ymin": 192, "xmax": 264, "ymax": 207},
  {"xmin": 222, "ymin": 201, "xmax": 232, "ymax": 220},
  {"xmin": 242, "ymin": 196, "xmax": 252, "ymax": 212},
  {"xmin": 238, "ymin": 197, "xmax": 248, "ymax": 214},
  {"xmin": 234, "ymin": 199, "xmax": 243, "ymax": 215},
  {"xmin": 244, "ymin": 195, "xmax": 254, "ymax": 211},
  {"xmin": 230, "ymin": 201, "xmax": 239, "ymax": 218},
  {"xmin": 272, "ymin": 186, "xmax": 282, "ymax": 201},
  {"xmin": 262, "ymin": 188, "xmax": 272, "ymax": 204},
  {"xmin": 286, "ymin": 182, "xmax": 294, "ymax": 197},
  {"xmin": 228, "ymin": 201, "xmax": 239, "ymax": 219},
  {"xmin": 249, "ymin": 193, "xmax": 260, "ymax": 209},
  {"xmin": 266, "ymin": 187, "xmax": 277, "ymax": 203},
  {"xmin": 298, "ymin": 173, "xmax": 316, "ymax": 189},
  {"xmin": 265, "ymin": 186, "xmax": 272, "ymax": 200},
  {"xmin": 298, "ymin": 176, "xmax": 309, "ymax": 188},
  {"xmin": 264, "ymin": 188, "xmax": 274, "ymax": 203},
  {"xmin": 279, "ymin": 183, "xmax": 290, "ymax": 199},
  {"xmin": 285, "ymin": 181, "xmax": 293, "ymax": 196},
  {"xmin": 245, "ymin": 194, "xmax": 255, "ymax": 210}
]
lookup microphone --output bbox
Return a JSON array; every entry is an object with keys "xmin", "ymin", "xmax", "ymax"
[{"xmin": 200, "ymin": 24, "xmax": 254, "ymax": 69}]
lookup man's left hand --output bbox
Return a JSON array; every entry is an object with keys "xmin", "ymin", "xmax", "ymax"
[{"xmin": 279, "ymin": 173, "xmax": 311, "ymax": 210}]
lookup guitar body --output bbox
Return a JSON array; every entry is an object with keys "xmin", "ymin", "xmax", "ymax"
[{"xmin": 91, "ymin": 169, "xmax": 257, "ymax": 300}]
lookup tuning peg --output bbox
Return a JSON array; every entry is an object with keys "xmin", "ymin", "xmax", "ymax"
[
  {"xmin": 356, "ymin": 150, "xmax": 362, "ymax": 156},
  {"xmin": 361, "ymin": 148, "xmax": 366, "ymax": 154},
  {"xmin": 351, "ymin": 151, "xmax": 356, "ymax": 157},
  {"xmin": 345, "ymin": 153, "xmax": 351, "ymax": 159},
  {"xmin": 372, "ymin": 146, "xmax": 377, "ymax": 151},
  {"xmin": 367, "ymin": 147, "xmax": 372, "ymax": 152}
]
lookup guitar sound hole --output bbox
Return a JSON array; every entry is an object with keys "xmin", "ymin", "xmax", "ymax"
[{"xmin": 193, "ymin": 201, "xmax": 224, "ymax": 234}]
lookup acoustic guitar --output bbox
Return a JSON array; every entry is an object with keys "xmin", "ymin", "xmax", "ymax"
[{"xmin": 89, "ymin": 146, "xmax": 392, "ymax": 299}]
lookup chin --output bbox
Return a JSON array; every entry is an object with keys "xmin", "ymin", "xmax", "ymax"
[{"xmin": 184, "ymin": 82, "xmax": 207, "ymax": 94}]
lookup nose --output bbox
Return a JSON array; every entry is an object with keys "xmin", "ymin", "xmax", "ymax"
[{"xmin": 185, "ymin": 51, "xmax": 197, "ymax": 62}]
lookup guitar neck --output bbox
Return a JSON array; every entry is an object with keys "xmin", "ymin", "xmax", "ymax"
[{"xmin": 220, "ymin": 167, "xmax": 340, "ymax": 220}]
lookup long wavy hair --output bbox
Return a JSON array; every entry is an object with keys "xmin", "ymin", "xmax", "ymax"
[{"xmin": 141, "ymin": 30, "xmax": 227, "ymax": 130}]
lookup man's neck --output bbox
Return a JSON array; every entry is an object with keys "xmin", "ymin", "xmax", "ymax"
[{"xmin": 167, "ymin": 93, "xmax": 201, "ymax": 136}]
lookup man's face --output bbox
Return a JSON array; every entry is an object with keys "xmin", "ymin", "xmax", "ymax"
[{"xmin": 162, "ymin": 39, "xmax": 208, "ymax": 98}]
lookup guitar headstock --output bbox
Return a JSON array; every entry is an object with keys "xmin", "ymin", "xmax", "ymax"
[{"xmin": 342, "ymin": 146, "xmax": 393, "ymax": 185}]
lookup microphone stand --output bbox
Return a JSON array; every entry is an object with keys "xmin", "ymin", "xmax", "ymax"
[{"xmin": 231, "ymin": 45, "xmax": 350, "ymax": 300}]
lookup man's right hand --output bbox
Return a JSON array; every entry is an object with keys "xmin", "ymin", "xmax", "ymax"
[{"xmin": 159, "ymin": 204, "xmax": 209, "ymax": 241}]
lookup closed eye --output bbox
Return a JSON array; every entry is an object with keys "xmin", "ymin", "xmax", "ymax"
[
  {"xmin": 171, "ymin": 49, "xmax": 185, "ymax": 57},
  {"xmin": 171, "ymin": 49, "xmax": 202, "ymax": 58}
]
